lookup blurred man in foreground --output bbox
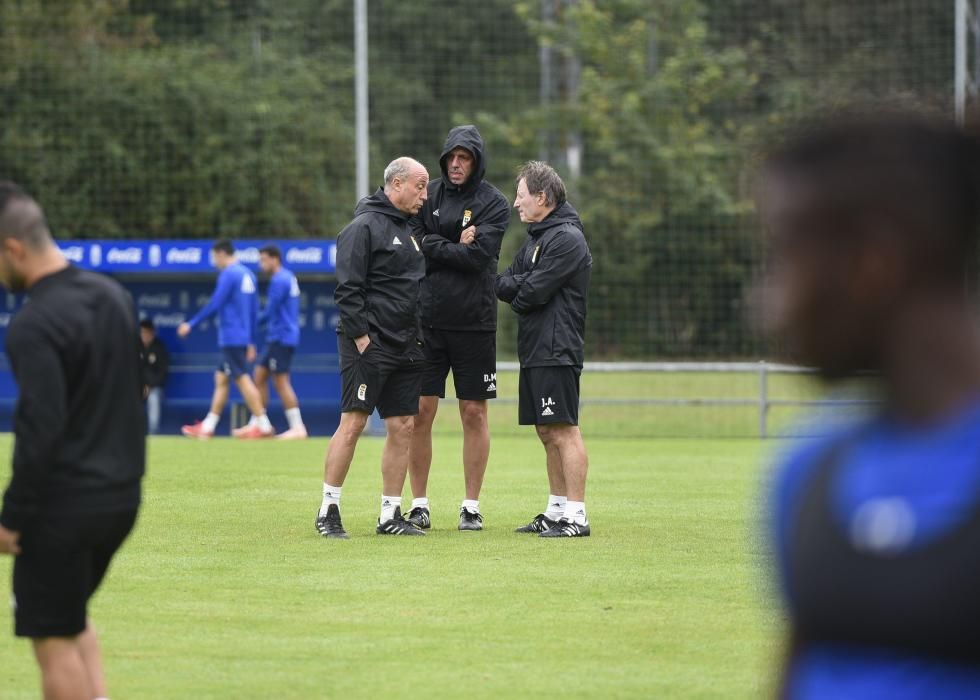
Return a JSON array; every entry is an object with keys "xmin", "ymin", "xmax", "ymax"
[
  {"xmin": 759, "ymin": 113, "xmax": 980, "ymax": 698},
  {"xmin": 140, "ymin": 318, "xmax": 170, "ymax": 435},
  {"xmin": 0, "ymin": 182, "xmax": 145, "ymax": 700}
]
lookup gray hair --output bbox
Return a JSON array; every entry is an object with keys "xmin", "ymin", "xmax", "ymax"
[
  {"xmin": 384, "ymin": 157, "xmax": 424, "ymax": 186},
  {"xmin": 517, "ymin": 161, "xmax": 566, "ymax": 208}
]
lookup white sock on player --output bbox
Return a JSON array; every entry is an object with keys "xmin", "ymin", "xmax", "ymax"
[
  {"xmin": 285, "ymin": 407, "xmax": 304, "ymax": 430},
  {"xmin": 461, "ymin": 499, "xmax": 480, "ymax": 514},
  {"xmin": 412, "ymin": 497, "xmax": 430, "ymax": 510},
  {"xmin": 247, "ymin": 415, "xmax": 259, "ymax": 428},
  {"xmin": 380, "ymin": 495, "xmax": 402, "ymax": 523},
  {"xmin": 563, "ymin": 500, "xmax": 587, "ymax": 525},
  {"xmin": 256, "ymin": 414, "xmax": 273, "ymax": 432},
  {"xmin": 202, "ymin": 412, "xmax": 220, "ymax": 433},
  {"xmin": 319, "ymin": 483, "xmax": 341, "ymax": 517},
  {"xmin": 545, "ymin": 495, "xmax": 566, "ymax": 520}
]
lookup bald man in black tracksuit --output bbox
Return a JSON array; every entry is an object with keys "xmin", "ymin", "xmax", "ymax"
[{"xmin": 406, "ymin": 125, "xmax": 511, "ymax": 532}]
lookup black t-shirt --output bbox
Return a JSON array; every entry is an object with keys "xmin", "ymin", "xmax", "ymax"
[{"xmin": 0, "ymin": 265, "xmax": 146, "ymax": 531}]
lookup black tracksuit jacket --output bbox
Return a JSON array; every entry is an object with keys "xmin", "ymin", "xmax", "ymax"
[
  {"xmin": 335, "ymin": 189, "xmax": 425, "ymax": 350},
  {"xmin": 495, "ymin": 202, "xmax": 592, "ymax": 368},
  {"xmin": 411, "ymin": 125, "xmax": 511, "ymax": 332},
  {"xmin": 0, "ymin": 266, "xmax": 145, "ymax": 532}
]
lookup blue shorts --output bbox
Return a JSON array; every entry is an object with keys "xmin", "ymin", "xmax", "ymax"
[
  {"xmin": 219, "ymin": 346, "xmax": 250, "ymax": 379},
  {"xmin": 259, "ymin": 342, "xmax": 295, "ymax": 374}
]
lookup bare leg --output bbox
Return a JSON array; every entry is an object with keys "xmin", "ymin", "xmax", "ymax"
[
  {"xmin": 409, "ymin": 396, "xmax": 439, "ymax": 498},
  {"xmin": 459, "ymin": 399, "xmax": 490, "ymax": 501},
  {"xmin": 546, "ymin": 424, "xmax": 588, "ymax": 501},
  {"xmin": 234, "ymin": 374, "xmax": 267, "ymax": 417},
  {"xmin": 381, "ymin": 415, "xmax": 415, "ymax": 496},
  {"xmin": 273, "ymin": 373, "xmax": 300, "ymax": 410},
  {"xmin": 209, "ymin": 371, "xmax": 230, "ymax": 416},
  {"xmin": 324, "ymin": 411, "xmax": 369, "ymax": 486},
  {"xmin": 254, "ymin": 365, "xmax": 270, "ymax": 411},
  {"xmin": 77, "ymin": 621, "xmax": 107, "ymax": 699},
  {"xmin": 536, "ymin": 424, "xmax": 568, "ymax": 496},
  {"xmin": 33, "ymin": 636, "xmax": 92, "ymax": 700}
]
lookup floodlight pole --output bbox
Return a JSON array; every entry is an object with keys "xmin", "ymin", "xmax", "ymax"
[
  {"xmin": 355, "ymin": 0, "xmax": 369, "ymax": 200},
  {"xmin": 957, "ymin": 0, "xmax": 968, "ymax": 123}
]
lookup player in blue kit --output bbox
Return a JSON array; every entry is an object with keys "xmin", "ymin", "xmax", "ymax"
[
  {"xmin": 236, "ymin": 244, "xmax": 308, "ymax": 439},
  {"xmin": 760, "ymin": 113, "xmax": 980, "ymax": 699},
  {"xmin": 177, "ymin": 239, "xmax": 273, "ymax": 439}
]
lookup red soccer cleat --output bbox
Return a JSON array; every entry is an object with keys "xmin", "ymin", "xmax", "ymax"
[
  {"xmin": 234, "ymin": 425, "xmax": 274, "ymax": 440},
  {"xmin": 181, "ymin": 421, "xmax": 214, "ymax": 440}
]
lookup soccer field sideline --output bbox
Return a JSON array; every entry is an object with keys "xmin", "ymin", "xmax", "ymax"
[{"xmin": 0, "ymin": 434, "xmax": 783, "ymax": 698}]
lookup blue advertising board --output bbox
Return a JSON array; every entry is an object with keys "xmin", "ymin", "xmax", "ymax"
[{"xmin": 0, "ymin": 240, "xmax": 343, "ymax": 436}]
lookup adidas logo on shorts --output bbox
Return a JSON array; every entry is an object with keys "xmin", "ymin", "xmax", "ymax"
[
  {"xmin": 486, "ymin": 382, "xmax": 496, "ymax": 391},
  {"xmin": 541, "ymin": 406, "xmax": 555, "ymax": 417}
]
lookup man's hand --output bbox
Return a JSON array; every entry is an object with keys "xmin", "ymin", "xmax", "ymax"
[
  {"xmin": 460, "ymin": 226, "xmax": 477, "ymax": 245},
  {"xmin": 355, "ymin": 334, "xmax": 371, "ymax": 354},
  {"xmin": 246, "ymin": 345, "xmax": 257, "ymax": 363},
  {"xmin": 177, "ymin": 322, "xmax": 191, "ymax": 338},
  {"xmin": 0, "ymin": 525, "xmax": 21, "ymax": 556}
]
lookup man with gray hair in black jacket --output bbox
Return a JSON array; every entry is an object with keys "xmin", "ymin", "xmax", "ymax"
[
  {"xmin": 315, "ymin": 157, "xmax": 429, "ymax": 539},
  {"xmin": 496, "ymin": 161, "xmax": 593, "ymax": 537}
]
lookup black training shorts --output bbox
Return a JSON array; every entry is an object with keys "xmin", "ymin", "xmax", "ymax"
[
  {"xmin": 338, "ymin": 335, "xmax": 422, "ymax": 419},
  {"xmin": 13, "ymin": 509, "xmax": 138, "ymax": 638},
  {"xmin": 420, "ymin": 328, "xmax": 497, "ymax": 400},
  {"xmin": 518, "ymin": 366, "xmax": 582, "ymax": 426}
]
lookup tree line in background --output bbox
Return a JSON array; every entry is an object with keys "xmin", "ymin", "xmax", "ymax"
[{"xmin": 0, "ymin": 0, "xmax": 953, "ymax": 357}]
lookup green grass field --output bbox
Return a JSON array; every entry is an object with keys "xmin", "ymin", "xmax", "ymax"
[{"xmin": 0, "ymin": 433, "xmax": 784, "ymax": 699}]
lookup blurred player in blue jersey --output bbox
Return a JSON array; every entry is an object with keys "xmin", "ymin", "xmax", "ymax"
[
  {"xmin": 237, "ymin": 244, "xmax": 307, "ymax": 439},
  {"xmin": 177, "ymin": 239, "xmax": 273, "ymax": 439},
  {"xmin": 760, "ymin": 113, "xmax": 980, "ymax": 698}
]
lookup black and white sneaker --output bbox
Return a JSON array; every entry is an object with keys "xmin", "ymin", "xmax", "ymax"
[
  {"xmin": 315, "ymin": 504, "xmax": 350, "ymax": 539},
  {"xmin": 539, "ymin": 518, "xmax": 590, "ymax": 538},
  {"xmin": 514, "ymin": 513, "xmax": 558, "ymax": 533},
  {"xmin": 458, "ymin": 508, "xmax": 483, "ymax": 531},
  {"xmin": 404, "ymin": 506, "xmax": 431, "ymax": 530},
  {"xmin": 376, "ymin": 506, "xmax": 426, "ymax": 536}
]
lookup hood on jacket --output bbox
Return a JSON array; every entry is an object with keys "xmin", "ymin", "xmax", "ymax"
[
  {"xmin": 355, "ymin": 188, "xmax": 410, "ymax": 220},
  {"xmin": 439, "ymin": 125, "xmax": 487, "ymax": 192},
  {"xmin": 528, "ymin": 202, "xmax": 583, "ymax": 237}
]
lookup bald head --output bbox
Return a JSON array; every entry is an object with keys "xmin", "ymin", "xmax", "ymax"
[
  {"xmin": 0, "ymin": 182, "xmax": 52, "ymax": 250},
  {"xmin": 383, "ymin": 157, "xmax": 429, "ymax": 215}
]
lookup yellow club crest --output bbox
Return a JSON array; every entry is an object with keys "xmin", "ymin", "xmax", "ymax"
[{"xmin": 462, "ymin": 210, "xmax": 472, "ymax": 227}]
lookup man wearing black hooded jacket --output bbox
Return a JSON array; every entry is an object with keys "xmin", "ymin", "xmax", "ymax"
[
  {"xmin": 314, "ymin": 157, "xmax": 430, "ymax": 539},
  {"xmin": 496, "ymin": 161, "xmax": 593, "ymax": 538},
  {"xmin": 406, "ymin": 125, "xmax": 511, "ymax": 532}
]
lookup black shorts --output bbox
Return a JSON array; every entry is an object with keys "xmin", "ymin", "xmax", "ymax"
[
  {"xmin": 259, "ymin": 342, "xmax": 295, "ymax": 374},
  {"xmin": 13, "ymin": 509, "xmax": 138, "ymax": 638},
  {"xmin": 518, "ymin": 366, "xmax": 582, "ymax": 426},
  {"xmin": 339, "ymin": 335, "xmax": 422, "ymax": 419},
  {"xmin": 420, "ymin": 328, "xmax": 497, "ymax": 400},
  {"xmin": 219, "ymin": 346, "xmax": 250, "ymax": 379}
]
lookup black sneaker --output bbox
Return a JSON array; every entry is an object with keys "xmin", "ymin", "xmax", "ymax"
[
  {"xmin": 514, "ymin": 513, "xmax": 558, "ymax": 533},
  {"xmin": 376, "ymin": 506, "xmax": 426, "ymax": 536},
  {"xmin": 404, "ymin": 506, "xmax": 431, "ymax": 530},
  {"xmin": 458, "ymin": 508, "xmax": 483, "ymax": 531},
  {"xmin": 539, "ymin": 518, "xmax": 590, "ymax": 538},
  {"xmin": 315, "ymin": 504, "xmax": 350, "ymax": 539}
]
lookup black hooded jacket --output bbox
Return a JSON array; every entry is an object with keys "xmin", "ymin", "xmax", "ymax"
[
  {"xmin": 335, "ymin": 189, "xmax": 425, "ymax": 350},
  {"xmin": 410, "ymin": 125, "xmax": 511, "ymax": 332},
  {"xmin": 495, "ymin": 202, "xmax": 592, "ymax": 368}
]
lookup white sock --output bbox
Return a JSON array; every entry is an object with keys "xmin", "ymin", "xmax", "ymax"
[
  {"xmin": 319, "ymin": 483, "xmax": 341, "ymax": 517},
  {"xmin": 411, "ymin": 497, "xmax": 429, "ymax": 510},
  {"xmin": 545, "ymin": 495, "xmax": 566, "ymax": 520},
  {"xmin": 285, "ymin": 407, "xmax": 304, "ymax": 430},
  {"xmin": 256, "ymin": 414, "xmax": 273, "ymax": 432},
  {"xmin": 247, "ymin": 415, "xmax": 259, "ymax": 427},
  {"xmin": 380, "ymin": 495, "xmax": 402, "ymax": 523},
  {"xmin": 563, "ymin": 500, "xmax": 587, "ymax": 524},
  {"xmin": 202, "ymin": 412, "xmax": 220, "ymax": 433},
  {"xmin": 461, "ymin": 499, "xmax": 480, "ymax": 514}
]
